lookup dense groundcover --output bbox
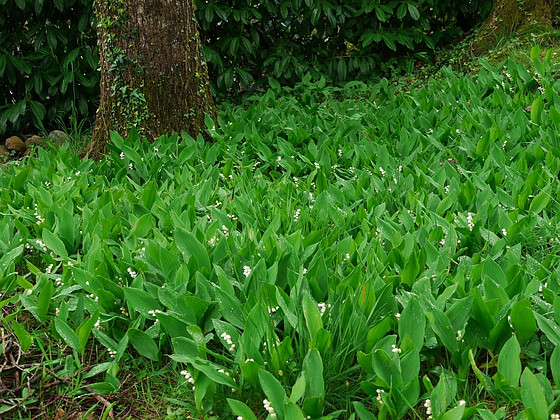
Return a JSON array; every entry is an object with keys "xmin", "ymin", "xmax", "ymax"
[{"xmin": 2, "ymin": 49, "xmax": 560, "ymax": 419}]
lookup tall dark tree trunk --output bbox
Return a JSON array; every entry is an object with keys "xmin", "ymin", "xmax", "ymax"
[
  {"xmin": 85, "ymin": 0, "xmax": 216, "ymax": 158},
  {"xmin": 471, "ymin": 0, "xmax": 558, "ymax": 54}
]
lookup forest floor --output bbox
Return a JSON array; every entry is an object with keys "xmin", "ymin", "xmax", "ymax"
[{"xmin": 2, "ymin": 28, "xmax": 560, "ymax": 420}]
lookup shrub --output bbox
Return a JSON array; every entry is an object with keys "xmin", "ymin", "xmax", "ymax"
[
  {"xmin": 195, "ymin": 0, "xmax": 493, "ymax": 92},
  {"xmin": 0, "ymin": 0, "xmax": 491, "ymax": 135},
  {"xmin": 0, "ymin": 0, "xmax": 99, "ymax": 136}
]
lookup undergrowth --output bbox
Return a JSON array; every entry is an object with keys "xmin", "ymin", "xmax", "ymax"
[{"xmin": 1, "ymin": 46, "xmax": 560, "ymax": 419}]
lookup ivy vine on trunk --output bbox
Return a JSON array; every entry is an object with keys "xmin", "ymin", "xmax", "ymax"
[{"xmin": 85, "ymin": 0, "xmax": 216, "ymax": 158}]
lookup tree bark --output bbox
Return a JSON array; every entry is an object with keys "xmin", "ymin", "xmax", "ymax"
[
  {"xmin": 85, "ymin": 0, "xmax": 216, "ymax": 158},
  {"xmin": 470, "ymin": 0, "xmax": 558, "ymax": 55}
]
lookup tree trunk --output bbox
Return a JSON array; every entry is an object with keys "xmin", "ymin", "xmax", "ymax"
[
  {"xmin": 85, "ymin": 0, "xmax": 216, "ymax": 158},
  {"xmin": 470, "ymin": 0, "xmax": 558, "ymax": 55}
]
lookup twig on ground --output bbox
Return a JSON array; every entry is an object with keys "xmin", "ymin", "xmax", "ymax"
[
  {"xmin": 0, "ymin": 392, "xmax": 32, "ymax": 416},
  {"xmin": 83, "ymin": 387, "xmax": 115, "ymax": 419}
]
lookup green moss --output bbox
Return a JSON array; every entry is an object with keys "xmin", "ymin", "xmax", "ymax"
[{"xmin": 470, "ymin": 0, "xmax": 556, "ymax": 56}]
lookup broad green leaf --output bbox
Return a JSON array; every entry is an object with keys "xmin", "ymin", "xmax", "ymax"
[
  {"xmin": 130, "ymin": 213, "xmax": 153, "ymax": 237},
  {"xmin": 303, "ymin": 396, "xmax": 324, "ymax": 418},
  {"xmin": 439, "ymin": 405, "xmax": 465, "ymax": 420},
  {"xmin": 123, "ymin": 287, "xmax": 162, "ymax": 316},
  {"xmin": 12, "ymin": 167, "xmax": 31, "ymax": 191},
  {"xmin": 141, "ymin": 180, "xmax": 158, "ymax": 210},
  {"xmin": 76, "ymin": 312, "xmax": 100, "ymax": 353},
  {"xmin": 530, "ymin": 45, "xmax": 541, "ymax": 61},
  {"xmin": 87, "ymin": 380, "xmax": 119, "ymax": 395},
  {"xmin": 401, "ymin": 251, "xmax": 420, "ymax": 286},
  {"xmin": 375, "ymin": 6, "xmax": 387, "ymax": 22},
  {"xmin": 533, "ymin": 59, "xmax": 545, "ymax": 78},
  {"xmin": 183, "ymin": 294, "xmax": 209, "ymax": 320},
  {"xmin": 83, "ymin": 362, "xmax": 114, "ymax": 379},
  {"xmin": 497, "ymin": 335, "xmax": 521, "ymax": 386},
  {"xmin": 29, "ymin": 100, "xmax": 46, "ymax": 123},
  {"xmin": 310, "ymin": 328, "xmax": 332, "ymax": 356},
  {"xmin": 353, "ymin": 401, "xmax": 377, "ymax": 420},
  {"xmin": 128, "ymin": 328, "xmax": 160, "ymax": 361},
  {"xmin": 186, "ymin": 325, "xmax": 207, "ymax": 358},
  {"xmin": 275, "ymin": 288, "xmax": 298, "ymax": 329},
  {"xmin": 489, "ymin": 143, "xmax": 505, "ymax": 166},
  {"xmin": 551, "ymin": 346, "xmax": 560, "ymax": 387},
  {"xmin": 189, "ymin": 358, "xmax": 237, "ymax": 388},
  {"xmin": 430, "ymin": 372, "xmax": 457, "ymax": 417},
  {"xmin": 550, "ymin": 106, "xmax": 560, "ymax": 125},
  {"xmin": 477, "ymin": 409, "xmax": 500, "ymax": 420},
  {"xmin": 469, "ymin": 349, "xmax": 496, "ymax": 393},
  {"xmin": 302, "ymin": 293, "xmax": 322, "ymax": 339},
  {"xmin": 476, "ymin": 134, "xmax": 490, "ymax": 155},
  {"xmin": 157, "ymin": 313, "xmax": 190, "ymax": 338},
  {"xmin": 289, "ymin": 375, "xmax": 306, "ymax": 404},
  {"xmin": 171, "ymin": 337, "xmax": 198, "ymax": 357},
  {"xmin": 215, "ymin": 287, "xmax": 244, "ymax": 329},
  {"xmin": 284, "ymin": 402, "xmax": 305, "ymax": 420},
  {"xmin": 530, "ymin": 97, "xmax": 544, "ymax": 124},
  {"xmin": 268, "ymin": 77, "xmax": 281, "ymax": 92},
  {"xmin": 400, "ymin": 347, "xmax": 420, "ymax": 382},
  {"xmin": 399, "ymin": 296, "xmax": 425, "ymax": 349},
  {"xmin": 382, "ymin": 33, "xmax": 397, "ymax": 51},
  {"xmin": 42, "ymin": 229, "xmax": 68, "ymax": 258},
  {"xmin": 55, "ymin": 206, "xmax": 75, "ymax": 249},
  {"xmin": 407, "ymin": 4, "xmax": 420, "ymax": 20},
  {"xmin": 482, "ymin": 258, "xmax": 506, "ymax": 288},
  {"xmin": 258, "ymin": 369, "xmax": 286, "ymax": 417},
  {"xmin": 11, "ymin": 320, "xmax": 32, "ymax": 352},
  {"xmin": 436, "ymin": 194, "xmax": 455, "ymax": 215},
  {"xmin": 240, "ymin": 359, "xmax": 260, "ymax": 387},
  {"xmin": 510, "ymin": 298, "xmax": 537, "ymax": 345},
  {"xmin": 371, "ymin": 347, "xmax": 402, "ymax": 387},
  {"xmin": 54, "ymin": 318, "xmax": 81, "ymax": 353},
  {"xmin": 0, "ymin": 245, "xmax": 23, "ymax": 276},
  {"xmin": 37, "ymin": 280, "xmax": 54, "ymax": 320},
  {"xmin": 109, "ymin": 130, "xmax": 124, "ymax": 149},
  {"xmin": 529, "ymin": 187, "xmax": 551, "ymax": 214},
  {"xmin": 303, "ymin": 348, "xmax": 324, "ymax": 398},
  {"xmin": 427, "ymin": 305, "xmax": 458, "ymax": 353},
  {"xmin": 227, "ymin": 399, "xmax": 258, "ymax": 420},
  {"xmin": 174, "ymin": 228, "xmax": 211, "ymax": 274},
  {"xmin": 520, "ymin": 368, "xmax": 547, "ymax": 420},
  {"xmin": 396, "ymin": 3, "xmax": 407, "ymax": 19},
  {"xmin": 534, "ymin": 313, "xmax": 560, "ymax": 346}
]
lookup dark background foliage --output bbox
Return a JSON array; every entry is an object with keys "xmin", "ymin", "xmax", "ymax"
[
  {"xmin": 0, "ymin": 0, "xmax": 99, "ymax": 136},
  {"xmin": 197, "ymin": 0, "xmax": 492, "ymax": 92},
  {"xmin": 0, "ymin": 0, "xmax": 492, "ymax": 136}
]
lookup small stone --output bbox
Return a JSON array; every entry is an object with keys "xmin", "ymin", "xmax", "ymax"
[
  {"xmin": 48, "ymin": 130, "xmax": 69, "ymax": 145},
  {"xmin": 5, "ymin": 136, "xmax": 26, "ymax": 153},
  {"xmin": 25, "ymin": 135, "xmax": 45, "ymax": 147}
]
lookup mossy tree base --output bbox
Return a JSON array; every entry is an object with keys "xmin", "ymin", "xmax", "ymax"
[
  {"xmin": 470, "ymin": 0, "xmax": 558, "ymax": 55},
  {"xmin": 85, "ymin": 0, "xmax": 216, "ymax": 159}
]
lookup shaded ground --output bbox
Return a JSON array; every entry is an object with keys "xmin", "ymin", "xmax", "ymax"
[{"xmin": 1, "ymin": 303, "xmax": 187, "ymax": 419}]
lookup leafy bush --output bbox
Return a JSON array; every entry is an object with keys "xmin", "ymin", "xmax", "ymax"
[
  {"xmin": 0, "ymin": 0, "xmax": 492, "ymax": 135},
  {"xmin": 0, "ymin": 0, "xmax": 99, "ymax": 136},
  {"xmin": 2, "ymin": 47, "xmax": 560, "ymax": 418},
  {"xmin": 196, "ymin": 0, "xmax": 492, "ymax": 92}
]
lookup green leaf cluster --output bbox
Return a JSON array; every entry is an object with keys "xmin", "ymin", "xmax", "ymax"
[
  {"xmin": 0, "ymin": 0, "xmax": 99, "ymax": 135},
  {"xmin": 195, "ymin": 0, "xmax": 492, "ymax": 93},
  {"xmin": 2, "ymin": 51, "xmax": 560, "ymax": 418},
  {"xmin": 1, "ymin": 0, "xmax": 492, "ymax": 134}
]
